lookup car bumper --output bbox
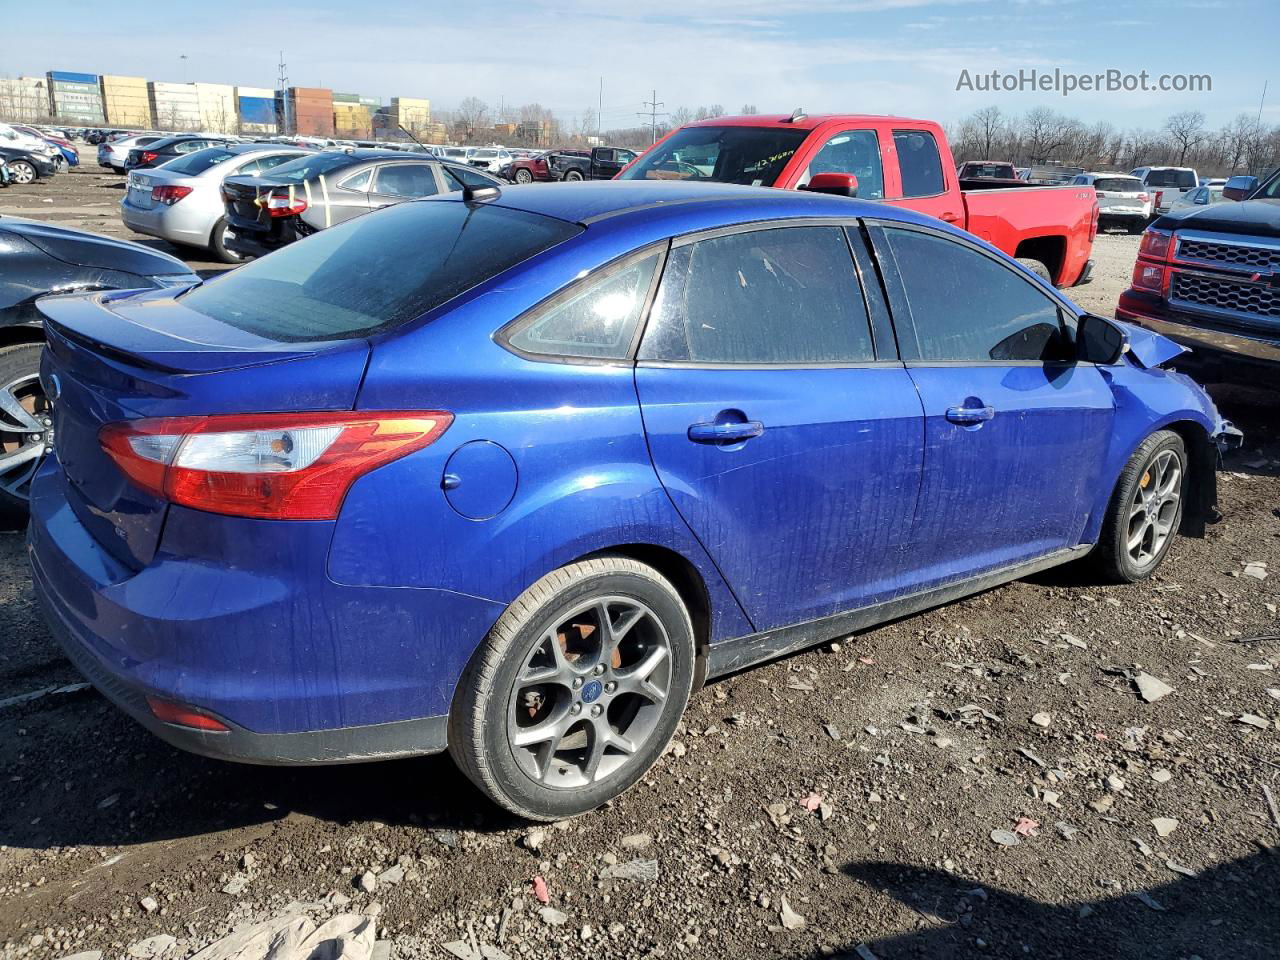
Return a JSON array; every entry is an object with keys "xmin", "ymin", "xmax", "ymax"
[
  {"xmin": 1117, "ymin": 289, "xmax": 1280, "ymax": 383},
  {"xmin": 120, "ymin": 195, "xmax": 213, "ymax": 245},
  {"xmin": 27, "ymin": 456, "xmax": 504, "ymax": 765},
  {"xmin": 224, "ymin": 222, "xmax": 293, "ymax": 258},
  {"xmin": 1073, "ymin": 259, "xmax": 1094, "ymax": 286}
]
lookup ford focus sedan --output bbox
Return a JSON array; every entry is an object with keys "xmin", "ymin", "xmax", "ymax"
[{"xmin": 29, "ymin": 181, "xmax": 1238, "ymax": 821}]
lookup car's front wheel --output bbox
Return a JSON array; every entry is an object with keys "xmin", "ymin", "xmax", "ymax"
[
  {"xmin": 0, "ymin": 343, "xmax": 53, "ymax": 524},
  {"xmin": 1093, "ymin": 430, "xmax": 1186, "ymax": 582},
  {"xmin": 449, "ymin": 556, "xmax": 695, "ymax": 820},
  {"xmin": 8, "ymin": 161, "xmax": 36, "ymax": 184},
  {"xmin": 563, "ymin": 170, "xmax": 584, "ymax": 182}
]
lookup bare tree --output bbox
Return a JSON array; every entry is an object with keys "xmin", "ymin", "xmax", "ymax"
[
  {"xmin": 669, "ymin": 106, "xmax": 693, "ymax": 128},
  {"xmin": 1165, "ymin": 110, "xmax": 1207, "ymax": 166},
  {"xmin": 740, "ymin": 104, "xmax": 758, "ymax": 115},
  {"xmin": 455, "ymin": 97, "xmax": 490, "ymax": 141}
]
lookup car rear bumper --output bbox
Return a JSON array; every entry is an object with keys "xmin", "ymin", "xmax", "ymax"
[
  {"xmin": 223, "ymin": 222, "xmax": 293, "ymax": 258},
  {"xmin": 27, "ymin": 456, "xmax": 504, "ymax": 764},
  {"xmin": 120, "ymin": 195, "xmax": 212, "ymax": 245},
  {"xmin": 1117, "ymin": 289, "xmax": 1280, "ymax": 383}
]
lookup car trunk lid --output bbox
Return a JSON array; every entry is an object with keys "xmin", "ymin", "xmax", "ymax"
[{"xmin": 37, "ymin": 289, "xmax": 371, "ymax": 569}]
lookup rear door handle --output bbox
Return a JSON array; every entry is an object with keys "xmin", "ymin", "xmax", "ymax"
[
  {"xmin": 688, "ymin": 420, "xmax": 764, "ymax": 443},
  {"xmin": 945, "ymin": 404, "xmax": 995, "ymax": 424}
]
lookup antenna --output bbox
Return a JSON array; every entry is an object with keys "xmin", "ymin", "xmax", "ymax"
[
  {"xmin": 398, "ymin": 123, "xmax": 423, "ymax": 147},
  {"xmin": 638, "ymin": 90, "xmax": 668, "ymax": 145}
]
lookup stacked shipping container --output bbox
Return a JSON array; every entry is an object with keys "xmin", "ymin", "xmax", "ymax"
[
  {"xmin": 100, "ymin": 75, "xmax": 152, "ymax": 128},
  {"xmin": 0, "ymin": 76, "xmax": 50, "ymax": 122},
  {"xmin": 47, "ymin": 71, "xmax": 105, "ymax": 124},
  {"xmin": 148, "ymin": 81, "xmax": 201, "ymax": 130},
  {"xmin": 236, "ymin": 86, "xmax": 278, "ymax": 135},
  {"xmin": 286, "ymin": 87, "xmax": 335, "ymax": 137},
  {"xmin": 195, "ymin": 83, "xmax": 237, "ymax": 132}
]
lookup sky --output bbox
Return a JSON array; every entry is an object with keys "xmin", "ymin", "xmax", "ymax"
[{"xmin": 1, "ymin": 0, "xmax": 1275, "ymax": 131}]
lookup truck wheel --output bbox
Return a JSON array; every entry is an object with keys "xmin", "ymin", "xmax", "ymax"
[
  {"xmin": 448, "ymin": 556, "xmax": 696, "ymax": 821},
  {"xmin": 1016, "ymin": 257, "xmax": 1053, "ymax": 284},
  {"xmin": 563, "ymin": 170, "xmax": 584, "ymax": 182},
  {"xmin": 515, "ymin": 169, "xmax": 533, "ymax": 184},
  {"xmin": 1092, "ymin": 430, "xmax": 1186, "ymax": 583}
]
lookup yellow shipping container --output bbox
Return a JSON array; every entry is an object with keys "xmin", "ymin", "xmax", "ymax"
[{"xmin": 100, "ymin": 75, "xmax": 152, "ymax": 128}]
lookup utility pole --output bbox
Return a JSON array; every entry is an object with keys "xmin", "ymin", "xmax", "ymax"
[
  {"xmin": 179, "ymin": 54, "xmax": 188, "ymax": 84},
  {"xmin": 638, "ymin": 90, "xmax": 667, "ymax": 145},
  {"xmin": 597, "ymin": 76, "xmax": 603, "ymax": 141},
  {"xmin": 277, "ymin": 51, "xmax": 290, "ymax": 135}
]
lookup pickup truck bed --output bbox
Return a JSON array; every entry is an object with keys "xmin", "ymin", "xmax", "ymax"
[{"xmin": 619, "ymin": 114, "xmax": 1097, "ymax": 287}]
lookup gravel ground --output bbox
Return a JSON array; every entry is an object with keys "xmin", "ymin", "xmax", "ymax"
[{"xmin": 1, "ymin": 157, "xmax": 1278, "ymax": 960}]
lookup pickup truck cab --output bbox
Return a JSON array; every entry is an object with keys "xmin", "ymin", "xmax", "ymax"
[
  {"xmin": 1131, "ymin": 166, "xmax": 1199, "ymax": 216},
  {"xmin": 549, "ymin": 146, "xmax": 638, "ymax": 182},
  {"xmin": 618, "ymin": 114, "xmax": 1097, "ymax": 286},
  {"xmin": 1118, "ymin": 165, "xmax": 1280, "ymax": 385}
]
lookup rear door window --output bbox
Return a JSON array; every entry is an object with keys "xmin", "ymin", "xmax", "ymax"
[
  {"xmin": 893, "ymin": 130, "xmax": 945, "ymax": 198},
  {"xmin": 179, "ymin": 201, "xmax": 582, "ymax": 342},
  {"xmin": 372, "ymin": 163, "xmax": 439, "ymax": 198},
  {"xmin": 639, "ymin": 226, "xmax": 874, "ymax": 364}
]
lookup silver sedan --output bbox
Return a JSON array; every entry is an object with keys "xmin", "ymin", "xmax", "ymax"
[{"xmin": 120, "ymin": 143, "xmax": 311, "ymax": 262}]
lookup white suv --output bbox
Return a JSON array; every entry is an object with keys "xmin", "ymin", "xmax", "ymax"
[
  {"xmin": 1130, "ymin": 166, "xmax": 1198, "ymax": 215},
  {"xmin": 1071, "ymin": 172, "xmax": 1151, "ymax": 232}
]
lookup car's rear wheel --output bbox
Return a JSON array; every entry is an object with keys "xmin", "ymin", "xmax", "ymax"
[
  {"xmin": 8, "ymin": 161, "xmax": 36, "ymax": 184},
  {"xmin": 209, "ymin": 217, "xmax": 244, "ymax": 264},
  {"xmin": 449, "ymin": 556, "xmax": 695, "ymax": 821},
  {"xmin": 515, "ymin": 169, "xmax": 533, "ymax": 184},
  {"xmin": 563, "ymin": 170, "xmax": 584, "ymax": 182},
  {"xmin": 0, "ymin": 343, "xmax": 53, "ymax": 525},
  {"xmin": 1093, "ymin": 430, "xmax": 1186, "ymax": 583}
]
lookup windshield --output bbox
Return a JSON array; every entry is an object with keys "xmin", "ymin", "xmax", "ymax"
[
  {"xmin": 256, "ymin": 152, "xmax": 356, "ymax": 184},
  {"xmin": 962, "ymin": 163, "xmax": 1016, "ymax": 178},
  {"xmin": 1094, "ymin": 177, "xmax": 1143, "ymax": 192},
  {"xmin": 160, "ymin": 147, "xmax": 237, "ymax": 175},
  {"xmin": 618, "ymin": 126, "xmax": 809, "ymax": 186},
  {"xmin": 179, "ymin": 200, "xmax": 583, "ymax": 342}
]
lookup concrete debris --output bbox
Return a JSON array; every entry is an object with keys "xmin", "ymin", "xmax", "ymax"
[
  {"xmin": 538, "ymin": 907, "xmax": 568, "ymax": 926},
  {"xmin": 1237, "ymin": 714, "xmax": 1271, "ymax": 729},
  {"xmin": 600, "ymin": 858, "xmax": 658, "ymax": 882},
  {"xmin": 1031, "ymin": 712, "xmax": 1052, "ymax": 727},
  {"xmin": 1151, "ymin": 817, "xmax": 1179, "ymax": 837},
  {"xmin": 1151, "ymin": 768, "xmax": 1173, "ymax": 783},
  {"xmin": 222, "ymin": 873, "xmax": 250, "ymax": 896},
  {"xmin": 989, "ymin": 829, "xmax": 1020, "ymax": 847},
  {"xmin": 188, "ymin": 913, "xmax": 374, "ymax": 960},
  {"xmin": 520, "ymin": 828, "xmax": 547, "ymax": 853},
  {"xmin": 127, "ymin": 936, "xmax": 177, "ymax": 959},
  {"xmin": 779, "ymin": 896, "xmax": 806, "ymax": 930},
  {"xmin": 1242, "ymin": 561, "xmax": 1268, "ymax": 580},
  {"xmin": 1135, "ymin": 673, "xmax": 1175, "ymax": 703},
  {"xmin": 140, "ymin": 895, "xmax": 159, "ymax": 913},
  {"xmin": 377, "ymin": 864, "xmax": 404, "ymax": 886},
  {"xmin": 1132, "ymin": 891, "xmax": 1165, "ymax": 911},
  {"xmin": 620, "ymin": 833, "xmax": 652, "ymax": 850}
]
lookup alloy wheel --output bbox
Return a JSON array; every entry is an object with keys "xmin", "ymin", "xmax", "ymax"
[
  {"xmin": 0, "ymin": 372, "xmax": 52, "ymax": 502},
  {"xmin": 508, "ymin": 596, "xmax": 672, "ymax": 789},
  {"xmin": 10, "ymin": 162, "xmax": 35, "ymax": 184},
  {"xmin": 1126, "ymin": 448, "xmax": 1181, "ymax": 566}
]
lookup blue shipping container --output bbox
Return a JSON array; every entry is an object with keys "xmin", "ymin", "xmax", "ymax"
[
  {"xmin": 48, "ymin": 70, "xmax": 99, "ymax": 85},
  {"xmin": 238, "ymin": 96, "xmax": 277, "ymax": 125}
]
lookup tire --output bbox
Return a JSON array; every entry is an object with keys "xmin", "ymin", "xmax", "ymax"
[
  {"xmin": 208, "ymin": 217, "xmax": 245, "ymax": 264},
  {"xmin": 563, "ymin": 170, "xmax": 584, "ymax": 182},
  {"xmin": 449, "ymin": 556, "xmax": 696, "ymax": 821},
  {"xmin": 514, "ymin": 169, "xmax": 533, "ymax": 184},
  {"xmin": 8, "ymin": 160, "xmax": 36, "ymax": 185},
  {"xmin": 1092, "ymin": 430, "xmax": 1186, "ymax": 583},
  {"xmin": 1016, "ymin": 257, "xmax": 1053, "ymax": 284},
  {"xmin": 0, "ymin": 343, "xmax": 52, "ymax": 526}
]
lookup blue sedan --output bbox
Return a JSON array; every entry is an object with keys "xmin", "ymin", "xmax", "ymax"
[{"xmin": 28, "ymin": 181, "xmax": 1238, "ymax": 820}]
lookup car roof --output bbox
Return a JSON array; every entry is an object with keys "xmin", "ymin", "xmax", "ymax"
[
  {"xmin": 475, "ymin": 179, "xmax": 945, "ymax": 234},
  {"xmin": 683, "ymin": 113, "xmax": 932, "ymax": 131},
  {"xmin": 224, "ymin": 142, "xmax": 310, "ymax": 155}
]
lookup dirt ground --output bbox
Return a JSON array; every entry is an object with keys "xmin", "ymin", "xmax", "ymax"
[{"xmin": 1, "ymin": 157, "xmax": 1277, "ymax": 960}]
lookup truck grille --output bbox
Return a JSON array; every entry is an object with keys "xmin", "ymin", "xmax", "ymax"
[
  {"xmin": 1176, "ymin": 235, "xmax": 1280, "ymax": 273},
  {"xmin": 1170, "ymin": 271, "xmax": 1280, "ymax": 321}
]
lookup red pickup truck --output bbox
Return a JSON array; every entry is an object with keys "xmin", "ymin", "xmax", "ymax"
[{"xmin": 618, "ymin": 113, "xmax": 1097, "ymax": 286}]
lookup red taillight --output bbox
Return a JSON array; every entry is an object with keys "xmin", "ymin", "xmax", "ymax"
[
  {"xmin": 140, "ymin": 150, "xmax": 158, "ymax": 164},
  {"xmin": 151, "ymin": 184, "xmax": 192, "ymax": 205},
  {"xmin": 100, "ymin": 412, "xmax": 452, "ymax": 520},
  {"xmin": 1089, "ymin": 201, "xmax": 1099, "ymax": 241},
  {"xmin": 1139, "ymin": 228, "xmax": 1173, "ymax": 260},
  {"xmin": 1153, "ymin": 190, "xmax": 1164, "ymax": 209},
  {"xmin": 1131, "ymin": 261, "xmax": 1167, "ymax": 293},
  {"xmin": 147, "ymin": 696, "xmax": 230, "ymax": 732},
  {"xmin": 256, "ymin": 188, "xmax": 308, "ymax": 217}
]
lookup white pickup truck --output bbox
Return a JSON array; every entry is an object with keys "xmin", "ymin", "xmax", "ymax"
[{"xmin": 1130, "ymin": 166, "xmax": 1198, "ymax": 215}]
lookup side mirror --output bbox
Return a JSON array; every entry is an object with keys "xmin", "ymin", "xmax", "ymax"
[
  {"xmin": 802, "ymin": 172, "xmax": 859, "ymax": 197},
  {"xmin": 1077, "ymin": 314, "xmax": 1128, "ymax": 365},
  {"xmin": 1222, "ymin": 175, "xmax": 1258, "ymax": 201}
]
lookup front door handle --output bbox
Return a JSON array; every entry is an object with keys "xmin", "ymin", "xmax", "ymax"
[
  {"xmin": 945, "ymin": 404, "xmax": 995, "ymax": 425},
  {"xmin": 940, "ymin": 211, "xmax": 961, "ymax": 223},
  {"xmin": 688, "ymin": 420, "xmax": 764, "ymax": 443}
]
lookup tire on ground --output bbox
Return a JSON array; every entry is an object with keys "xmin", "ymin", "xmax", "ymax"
[
  {"xmin": 0, "ymin": 342, "xmax": 48, "ymax": 525},
  {"xmin": 1091, "ymin": 429, "xmax": 1187, "ymax": 583},
  {"xmin": 448, "ymin": 556, "xmax": 695, "ymax": 821}
]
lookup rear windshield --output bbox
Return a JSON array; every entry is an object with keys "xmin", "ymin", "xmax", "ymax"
[
  {"xmin": 178, "ymin": 200, "xmax": 582, "ymax": 342},
  {"xmin": 618, "ymin": 125, "xmax": 808, "ymax": 187},
  {"xmin": 1093, "ymin": 177, "xmax": 1143, "ymax": 192},
  {"xmin": 961, "ymin": 163, "xmax": 1015, "ymax": 179},
  {"xmin": 1145, "ymin": 169, "xmax": 1196, "ymax": 188},
  {"xmin": 160, "ymin": 147, "xmax": 237, "ymax": 175},
  {"xmin": 256, "ymin": 152, "xmax": 357, "ymax": 184}
]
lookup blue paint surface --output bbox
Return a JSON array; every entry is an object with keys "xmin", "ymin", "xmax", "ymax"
[{"xmin": 27, "ymin": 182, "xmax": 1232, "ymax": 756}]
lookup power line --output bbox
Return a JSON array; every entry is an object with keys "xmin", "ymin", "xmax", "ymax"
[{"xmin": 638, "ymin": 90, "xmax": 667, "ymax": 145}]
